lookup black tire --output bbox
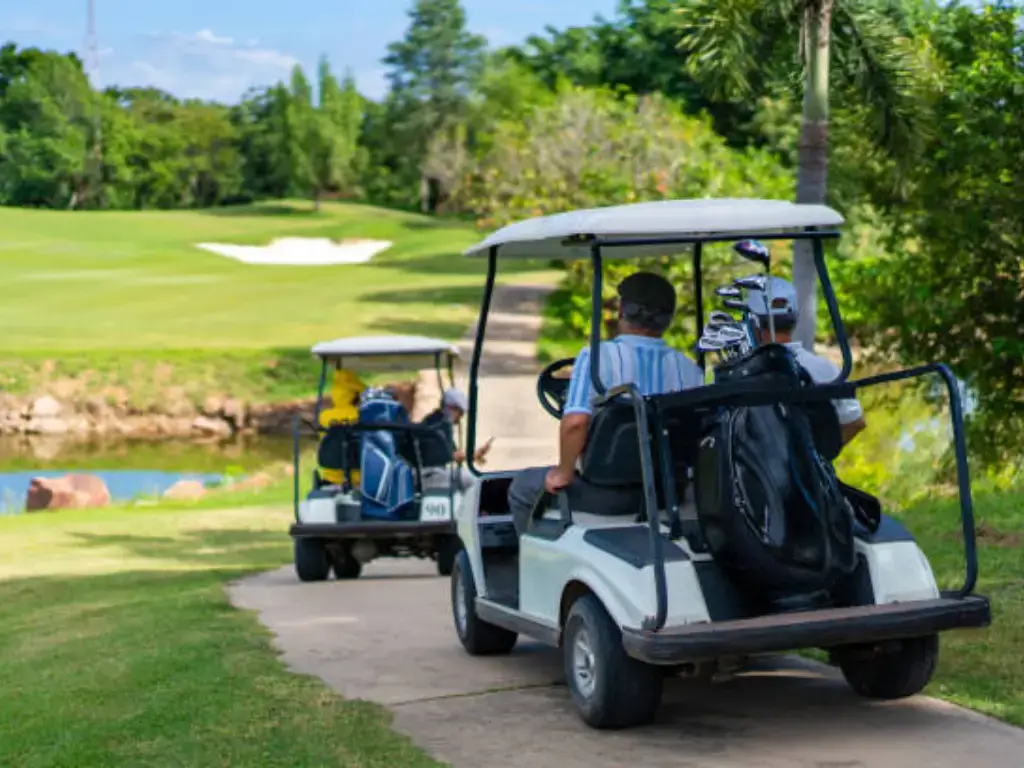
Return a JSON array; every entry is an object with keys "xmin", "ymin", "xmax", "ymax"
[
  {"xmin": 563, "ymin": 594, "xmax": 663, "ymax": 729},
  {"xmin": 436, "ymin": 536, "xmax": 460, "ymax": 577},
  {"xmin": 294, "ymin": 538, "xmax": 330, "ymax": 582},
  {"xmin": 451, "ymin": 550, "xmax": 517, "ymax": 655},
  {"xmin": 332, "ymin": 551, "xmax": 362, "ymax": 580},
  {"xmin": 838, "ymin": 634, "xmax": 939, "ymax": 699}
]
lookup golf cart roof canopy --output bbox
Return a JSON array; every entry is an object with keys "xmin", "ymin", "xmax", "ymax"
[
  {"xmin": 464, "ymin": 198, "xmax": 844, "ymax": 260},
  {"xmin": 311, "ymin": 335, "xmax": 460, "ymax": 370}
]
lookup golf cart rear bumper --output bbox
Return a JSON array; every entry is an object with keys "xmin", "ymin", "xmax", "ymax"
[
  {"xmin": 622, "ymin": 595, "xmax": 991, "ymax": 665},
  {"xmin": 289, "ymin": 521, "xmax": 455, "ymax": 539}
]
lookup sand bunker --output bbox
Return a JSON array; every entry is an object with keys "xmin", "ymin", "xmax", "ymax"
[{"xmin": 196, "ymin": 237, "xmax": 392, "ymax": 265}]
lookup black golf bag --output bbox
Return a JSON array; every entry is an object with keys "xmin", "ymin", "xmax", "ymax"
[{"xmin": 694, "ymin": 344, "xmax": 859, "ymax": 607}]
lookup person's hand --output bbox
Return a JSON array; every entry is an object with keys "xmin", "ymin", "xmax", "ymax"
[
  {"xmin": 473, "ymin": 437, "xmax": 494, "ymax": 463},
  {"xmin": 545, "ymin": 466, "xmax": 573, "ymax": 494}
]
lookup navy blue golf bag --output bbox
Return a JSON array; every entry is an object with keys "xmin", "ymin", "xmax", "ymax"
[{"xmin": 358, "ymin": 389, "xmax": 417, "ymax": 521}]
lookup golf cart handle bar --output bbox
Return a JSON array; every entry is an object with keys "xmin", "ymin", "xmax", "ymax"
[
  {"xmin": 848, "ymin": 362, "xmax": 978, "ymax": 598},
  {"xmin": 593, "ymin": 379, "xmax": 857, "ymax": 411}
]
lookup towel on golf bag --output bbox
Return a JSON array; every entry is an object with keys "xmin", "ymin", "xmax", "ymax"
[
  {"xmin": 694, "ymin": 343, "xmax": 858, "ymax": 600},
  {"xmin": 358, "ymin": 389, "xmax": 417, "ymax": 521}
]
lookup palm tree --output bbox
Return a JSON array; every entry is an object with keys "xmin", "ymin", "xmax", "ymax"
[{"xmin": 677, "ymin": 0, "xmax": 927, "ymax": 349}]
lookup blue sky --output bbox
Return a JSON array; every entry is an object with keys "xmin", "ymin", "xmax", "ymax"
[{"xmin": 3, "ymin": 1, "xmax": 620, "ymax": 103}]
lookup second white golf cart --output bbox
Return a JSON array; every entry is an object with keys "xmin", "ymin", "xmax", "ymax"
[
  {"xmin": 290, "ymin": 335, "xmax": 465, "ymax": 581},
  {"xmin": 449, "ymin": 199, "xmax": 990, "ymax": 729}
]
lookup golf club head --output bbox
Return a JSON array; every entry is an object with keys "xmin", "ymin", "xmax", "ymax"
[
  {"xmin": 723, "ymin": 297, "xmax": 747, "ymax": 311},
  {"xmin": 697, "ymin": 337, "xmax": 724, "ymax": 352},
  {"xmin": 734, "ymin": 239, "xmax": 771, "ymax": 269},
  {"xmin": 733, "ymin": 274, "xmax": 767, "ymax": 291},
  {"xmin": 708, "ymin": 310, "xmax": 738, "ymax": 325},
  {"xmin": 714, "ymin": 285, "xmax": 743, "ymax": 299}
]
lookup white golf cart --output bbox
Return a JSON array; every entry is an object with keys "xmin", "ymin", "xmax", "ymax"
[
  {"xmin": 449, "ymin": 199, "xmax": 991, "ymax": 729},
  {"xmin": 290, "ymin": 335, "xmax": 465, "ymax": 581}
]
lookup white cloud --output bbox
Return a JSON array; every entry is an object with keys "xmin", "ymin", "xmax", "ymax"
[
  {"xmin": 111, "ymin": 29, "xmax": 300, "ymax": 103},
  {"xmin": 194, "ymin": 28, "xmax": 234, "ymax": 46}
]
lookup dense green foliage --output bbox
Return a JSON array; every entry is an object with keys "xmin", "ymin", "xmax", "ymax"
[
  {"xmin": 2, "ymin": 0, "xmax": 1022, "ymax": 465},
  {"xmin": 842, "ymin": 3, "xmax": 1024, "ymax": 465}
]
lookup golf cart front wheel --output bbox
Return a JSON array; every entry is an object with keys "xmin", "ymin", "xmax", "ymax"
[
  {"xmin": 837, "ymin": 634, "xmax": 939, "ymax": 699},
  {"xmin": 563, "ymin": 594, "xmax": 663, "ymax": 729},
  {"xmin": 451, "ymin": 550, "xmax": 517, "ymax": 655},
  {"xmin": 294, "ymin": 538, "xmax": 330, "ymax": 582}
]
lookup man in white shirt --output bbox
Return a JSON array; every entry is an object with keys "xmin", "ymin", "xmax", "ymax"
[{"xmin": 745, "ymin": 276, "xmax": 866, "ymax": 446}]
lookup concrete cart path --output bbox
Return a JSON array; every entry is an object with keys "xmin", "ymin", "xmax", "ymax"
[
  {"xmin": 230, "ymin": 281, "xmax": 1023, "ymax": 766},
  {"xmin": 230, "ymin": 560, "xmax": 1024, "ymax": 768}
]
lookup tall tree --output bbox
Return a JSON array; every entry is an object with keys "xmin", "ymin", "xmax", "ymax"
[
  {"xmin": 310, "ymin": 57, "xmax": 363, "ymax": 208},
  {"xmin": 677, "ymin": 0, "xmax": 927, "ymax": 349},
  {"xmin": 382, "ymin": 0, "xmax": 486, "ymax": 210},
  {"xmin": 287, "ymin": 65, "xmax": 318, "ymax": 202}
]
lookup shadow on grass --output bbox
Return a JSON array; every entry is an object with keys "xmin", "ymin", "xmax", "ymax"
[
  {"xmin": 361, "ymin": 284, "xmax": 483, "ymax": 306},
  {"xmin": 0, "ymin": 561, "xmax": 441, "ymax": 768},
  {"xmin": 367, "ymin": 316, "xmax": 471, "ymax": 340},
  {"xmin": 70, "ymin": 527, "xmax": 288, "ymax": 567},
  {"xmin": 201, "ymin": 202, "xmax": 322, "ymax": 218},
  {"xmin": 375, "ymin": 252, "xmax": 551, "ymax": 277}
]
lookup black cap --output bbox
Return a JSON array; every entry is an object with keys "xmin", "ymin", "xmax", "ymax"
[{"xmin": 617, "ymin": 272, "xmax": 676, "ymax": 315}]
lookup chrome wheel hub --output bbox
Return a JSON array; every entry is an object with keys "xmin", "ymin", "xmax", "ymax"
[
  {"xmin": 572, "ymin": 628, "xmax": 597, "ymax": 698},
  {"xmin": 454, "ymin": 572, "xmax": 468, "ymax": 635}
]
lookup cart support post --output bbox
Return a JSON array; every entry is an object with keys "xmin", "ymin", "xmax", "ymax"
[
  {"xmin": 812, "ymin": 237, "xmax": 853, "ymax": 381},
  {"xmin": 312, "ymin": 358, "xmax": 328, "ymax": 427},
  {"xmin": 589, "ymin": 243, "xmax": 606, "ymax": 395},
  {"xmin": 467, "ymin": 247, "xmax": 497, "ymax": 477},
  {"xmin": 693, "ymin": 242, "xmax": 705, "ymax": 371},
  {"xmin": 292, "ymin": 413, "xmax": 301, "ymax": 523}
]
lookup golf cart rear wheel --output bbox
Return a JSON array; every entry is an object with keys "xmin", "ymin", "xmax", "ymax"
[
  {"xmin": 452, "ymin": 550, "xmax": 517, "ymax": 655},
  {"xmin": 837, "ymin": 634, "xmax": 939, "ymax": 699},
  {"xmin": 294, "ymin": 538, "xmax": 330, "ymax": 582},
  {"xmin": 332, "ymin": 550, "xmax": 362, "ymax": 580},
  {"xmin": 563, "ymin": 595, "xmax": 663, "ymax": 729},
  {"xmin": 436, "ymin": 536, "xmax": 460, "ymax": 577}
]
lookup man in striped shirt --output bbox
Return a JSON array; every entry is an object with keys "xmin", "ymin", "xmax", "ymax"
[{"xmin": 510, "ymin": 271, "xmax": 704, "ymax": 535}]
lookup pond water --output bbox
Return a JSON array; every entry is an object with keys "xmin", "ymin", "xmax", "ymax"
[
  {"xmin": 0, "ymin": 434, "xmax": 292, "ymax": 515},
  {"xmin": 0, "ymin": 469, "xmax": 224, "ymax": 514}
]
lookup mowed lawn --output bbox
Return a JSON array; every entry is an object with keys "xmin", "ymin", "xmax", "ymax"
[
  {"xmin": 0, "ymin": 201, "xmax": 547, "ymax": 352},
  {"xmin": 0, "ymin": 490, "xmax": 1019, "ymax": 768},
  {"xmin": 0, "ymin": 504, "xmax": 440, "ymax": 768}
]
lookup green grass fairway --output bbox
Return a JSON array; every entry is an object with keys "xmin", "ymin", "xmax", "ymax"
[
  {"xmin": 0, "ymin": 200, "xmax": 541, "ymax": 350},
  {"xmin": 0, "ymin": 504, "xmax": 440, "ymax": 768},
  {"xmin": 0, "ymin": 201, "xmax": 555, "ymax": 404}
]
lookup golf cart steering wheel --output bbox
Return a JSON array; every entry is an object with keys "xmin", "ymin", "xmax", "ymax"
[{"xmin": 537, "ymin": 357, "xmax": 575, "ymax": 419}]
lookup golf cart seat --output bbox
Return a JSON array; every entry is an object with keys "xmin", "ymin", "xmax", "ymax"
[
  {"xmin": 406, "ymin": 409, "xmax": 456, "ymax": 469},
  {"xmin": 573, "ymin": 397, "xmax": 701, "ymax": 518}
]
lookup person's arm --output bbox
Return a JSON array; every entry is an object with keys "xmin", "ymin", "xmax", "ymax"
[
  {"xmin": 841, "ymin": 416, "xmax": 866, "ymax": 445},
  {"xmin": 546, "ymin": 347, "xmax": 595, "ymax": 491},
  {"xmin": 556, "ymin": 414, "xmax": 590, "ymax": 478}
]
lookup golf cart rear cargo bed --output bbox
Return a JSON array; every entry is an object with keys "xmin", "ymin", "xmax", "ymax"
[
  {"xmin": 623, "ymin": 596, "xmax": 990, "ymax": 664},
  {"xmin": 290, "ymin": 521, "xmax": 454, "ymax": 539}
]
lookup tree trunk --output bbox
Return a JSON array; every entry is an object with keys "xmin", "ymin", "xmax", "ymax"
[{"xmin": 793, "ymin": 0, "xmax": 833, "ymax": 351}]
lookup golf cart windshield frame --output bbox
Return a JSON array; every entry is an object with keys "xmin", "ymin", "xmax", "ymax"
[
  {"xmin": 292, "ymin": 348, "xmax": 461, "ymax": 524},
  {"xmin": 466, "ymin": 227, "xmax": 980, "ymax": 633}
]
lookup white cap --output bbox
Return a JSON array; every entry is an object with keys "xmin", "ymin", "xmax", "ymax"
[
  {"xmin": 443, "ymin": 387, "xmax": 468, "ymax": 412},
  {"xmin": 745, "ymin": 276, "xmax": 799, "ymax": 320}
]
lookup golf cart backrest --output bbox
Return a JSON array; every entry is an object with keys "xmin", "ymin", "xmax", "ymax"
[
  {"xmin": 578, "ymin": 400, "xmax": 701, "ymax": 489},
  {"xmin": 318, "ymin": 424, "xmax": 361, "ymax": 476}
]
